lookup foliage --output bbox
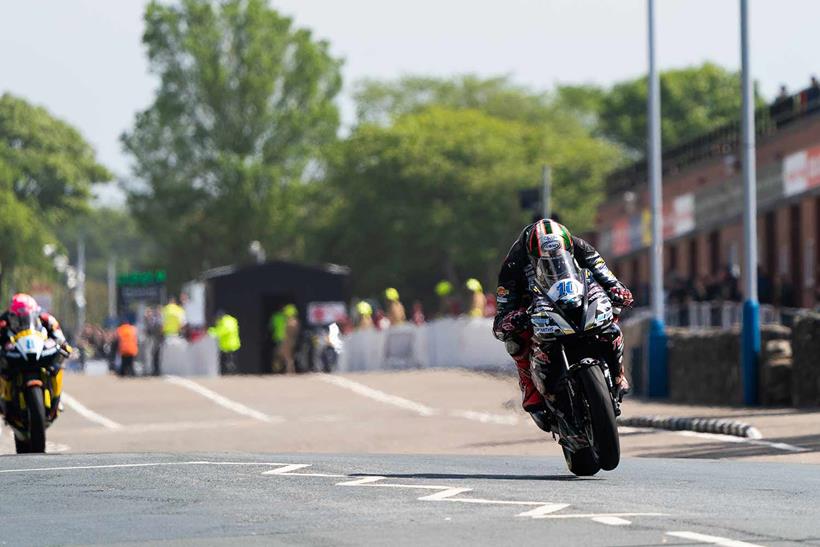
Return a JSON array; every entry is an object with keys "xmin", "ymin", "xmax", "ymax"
[
  {"xmin": 0, "ymin": 93, "xmax": 110, "ymax": 223},
  {"xmin": 320, "ymin": 106, "xmax": 618, "ymax": 300},
  {"xmin": 557, "ymin": 62, "xmax": 763, "ymax": 153},
  {"xmin": 355, "ymin": 75, "xmax": 561, "ymax": 126},
  {"xmin": 0, "ymin": 94, "xmax": 110, "ymax": 300},
  {"xmin": 122, "ymin": 0, "xmax": 342, "ymax": 287}
]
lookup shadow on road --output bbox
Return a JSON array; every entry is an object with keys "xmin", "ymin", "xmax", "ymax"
[
  {"xmin": 350, "ymin": 472, "xmax": 583, "ymax": 481},
  {"xmin": 636, "ymin": 433, "xmax": 820, "ymax": 459}
]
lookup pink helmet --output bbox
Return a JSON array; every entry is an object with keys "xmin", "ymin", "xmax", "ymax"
[{"xmin": 10, "ymin": 293, "xmax": 39, "ymax": 317}]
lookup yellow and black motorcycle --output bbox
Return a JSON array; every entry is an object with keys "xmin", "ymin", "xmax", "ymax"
[{"xmin": 0, "ymin": 310, "xmax": 68, "ymax": 453}]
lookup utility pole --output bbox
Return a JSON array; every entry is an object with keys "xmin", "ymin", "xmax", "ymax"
[
  {"xmin": 541, "ymin": 165, "xmax": 552, "ymax": 220},
  {"xmin": 76, "ymin": 236, "xmax": 86, "ymax": 332},
  {"xmin": 647, "ymin": 0, "xmax": 668, "ymax": 397},
  {"xmin": 107, "ymin": 257, "xmax": 117, "ymax": 321},
  {"xmin": 740, "ymin": 0, "xmax": 760, "ymax": 405}
]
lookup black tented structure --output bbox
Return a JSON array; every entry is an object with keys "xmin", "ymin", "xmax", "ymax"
[{"xmin": 203, "ymin": 261, "xmax": 350, "ymax": 374}]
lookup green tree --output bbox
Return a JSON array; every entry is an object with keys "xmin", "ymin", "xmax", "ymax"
[
  {"xmin": 355, "ymin": 75, "xmax": 561, "ymax": 126},
  {"xmin": 0, "ymin": 93, "xmax": 110, "ymax": 297},
  {"xmin": 0, "ymin": 93, "xmax": 110, "ymax": 223},
  {"xmin": 351, "ymin": 75, "xmax": 621, "ymax": 229},
  {"xmin": 122, "ymin": 0, "xmax": 342, "ymax": 286},
  {"xmin": 557, "ymin": 62, "xmax": 762, "ymax": 153},
  {"xmin": 320, "ymin": 107, "xmax": 618, "ymax": 300}
]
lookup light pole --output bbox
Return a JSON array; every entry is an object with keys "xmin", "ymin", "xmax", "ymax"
[
  {"xmin": 740, "ymin": 0, "xmax": 760, "ymax": 405},
  {"xmin": 541, "ymin": 165, "xmax": 552, "ymax": 220},
  {"xmin": 647, "ymin": 0, "xmax": 667, "ymax": 397}
]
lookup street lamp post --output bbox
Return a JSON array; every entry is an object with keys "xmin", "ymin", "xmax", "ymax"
[
  {"xmin": 740, "ymin": 0, "xmax": 760, "ymax": 405},
  {"xmin": 647, "ymin": 0, "xmax": 668, "ymax": 397}
]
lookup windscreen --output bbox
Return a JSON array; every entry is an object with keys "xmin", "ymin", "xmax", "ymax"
[{"xmin": 8, "ymin": 310, "xmax": 39, "ymax": 334}]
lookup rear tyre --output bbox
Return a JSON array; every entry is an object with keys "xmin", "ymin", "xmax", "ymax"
[
  {"xmin": 578, "ymin": 365, "xmax": 620, "ymax": 471},
  {"xmin": 25, "ymin": 387, "xmax": 47, "ymax": 453}
]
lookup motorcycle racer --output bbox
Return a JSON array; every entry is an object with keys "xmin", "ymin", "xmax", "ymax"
[
  {"xmin": 493, "ymin": 219, "xmax": 633, "ymax": 428},
  {"xmin": 0, "ymin": 293, "xmax": 69, "ymax": 353}
]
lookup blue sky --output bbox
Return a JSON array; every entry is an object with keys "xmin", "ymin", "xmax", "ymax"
[{"xmin": 2, "ymin": 0, "xmax": 819, "ymax": 181}]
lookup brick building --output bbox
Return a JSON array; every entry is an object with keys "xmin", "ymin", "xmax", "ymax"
[{"xmin": 595, "ymin": 90, "xmax": 820, "ymax": 309}]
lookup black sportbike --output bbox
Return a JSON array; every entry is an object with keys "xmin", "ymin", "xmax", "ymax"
[{"xmin": 528, "ymin": 249, "xmax": 625, "ymax": 476}]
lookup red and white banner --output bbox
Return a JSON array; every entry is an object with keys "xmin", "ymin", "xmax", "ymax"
[
  {"xmin": 663, "ymin": 193, "xmax": 695, "ymax": 239},
  {"xmin": 307, "ymin": 301, "xmax": 347, "ymax": 326},
  {"xmin": 783, "ymin": 145, "xmax": 820, "ymax": 197}
]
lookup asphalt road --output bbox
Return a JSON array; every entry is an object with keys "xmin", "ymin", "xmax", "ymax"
[
  {"xmin": 1, "ymin": 452, "xmax": 819, "ymax": 546},
  {"xmin": 2, "ymin": 370, "xmax": 820, "ymax": 545}
]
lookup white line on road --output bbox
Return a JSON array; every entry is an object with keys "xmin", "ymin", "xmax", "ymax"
[
  {"xmin": 319, "ymin": 376, "xmax": 524, "ymax": 426},
  {"xmin": 319, "ymin": 375, "xmax": 438, "ymax": 416},
  {"xmin": 448, "ymin": 410, "xmax": 519, "ymax": 425},
  {"xmin": 676, "ymin": 430, "xmax": 808, "ymax": 453},
  {"xmin": 0, "ymin": 461, "xmax": 292, "ymax": 474},
  {"xmin": 333, "ymin": 474, "xmax": 569, "ymax": 517},
  {"xmin": 592, "ymin": 516, "xmax": 631, "ymax": 526},
  {"xmin": 666, "ymin": 531, "xmax": 765, "ymax": 547},
  {"xmin": 61, "ymin": 392, "xmax": 123, "ymax": 430},
  {"xmin": 534, "ymin": 512, "xmax": 667, "ymax": 519},
  {"xmin": 164, "ymin": 375, "xmax": 280, "ymax": 423}
]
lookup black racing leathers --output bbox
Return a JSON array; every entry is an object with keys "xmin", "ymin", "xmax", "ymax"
[{"xmin": 493, "ymin": 224, "xmax": 622, "ymax": 341}]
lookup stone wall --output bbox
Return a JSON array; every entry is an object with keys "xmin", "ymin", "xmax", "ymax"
[
  {"xmin": 791, "ymin": 312, "xmax": 820, "ymax": 406},
  {"xmin": 667, "ymin": 325, "xmax": 791, "ymax": 406}
]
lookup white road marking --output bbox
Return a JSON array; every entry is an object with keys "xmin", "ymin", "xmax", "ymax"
[
  {"xmin": 61, "ymin": 392, "xmax": 123, "ymax": 430},
  {"xmin": 0, "ymin": 461, "xmax": 291, "ymax": 474},
  {"xmin": 676, "ymin": 430, "xmax": 808, "ymax": 453},
  {"xmin": 592, "ymin": 516, "xmax": 631, "ymax": 526},
  {"xmin": 517, "ymin": 504, "xmax": 573, "ymax": 518},
  {"xmin": 448, "ymin": 410, "xmax": 519, "ymax": 425},
  {"xmin": 319, "ymin": 375, "xmax": 437, "ymax": 416},
  {"xmin": 418, "ymin": 488, "xmax": 473, "ymax": 500},
  {"xmin": 666, "ymin": 531, "xmax": 764, "ymax": 547},
  {"xmin": 263, "ymin": 464, "xmax": 313, "ymax": 474},
  {"xmin": 319, "ymin": 376, "xmax": 800, "ymax": 453},
  {"xmin": 164, "ymin": 375, "xmax": 280, "ymax": 423},
  {"xmin": 535, "ymin": 512, "xmax": 667, "ymax": 519},
  {"xmin": 333, "ymin": 474, "xmax": 568, "ymax": 517},
  {"xmin": 319, "ymin": 376, "xmax": 525, "ymax": 426},
  {"xmin": 46, "ymin": 441, "xmax": 71, "ymax": 453}
]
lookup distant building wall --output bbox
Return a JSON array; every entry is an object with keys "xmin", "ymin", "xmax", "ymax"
[{"xmin": 596, "ymin": 108, "xmax": 820, "ymax": 308}]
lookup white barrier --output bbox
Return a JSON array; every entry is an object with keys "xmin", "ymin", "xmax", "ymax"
[
  {"xmin": 338, "ymin": 317, "xmax": 511, "ymax": 372},
  {"xmin": 159, "ymin": 335, "xmax": 220, "ymax": 376}
]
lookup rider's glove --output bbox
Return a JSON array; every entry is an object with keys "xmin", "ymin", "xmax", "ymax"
[
  {"xmin": 608, "ymin": 285, "xmax": 634, "ymax": 308},
  {"xmin": 494, "ymin": 308, "xmax": 529, "ymax": 340}
]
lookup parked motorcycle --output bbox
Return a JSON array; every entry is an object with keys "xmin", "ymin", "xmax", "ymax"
[
  {"xmin": 0, "ymin": 310, "xmax": 69, "ymax": 453},
  {"xmin": 528, "ymin": 249, "xmax": 623, "ymax": 476},
  {"xmin": 297, "ymin": 323, "xmax": 343, "ymax": 373}
]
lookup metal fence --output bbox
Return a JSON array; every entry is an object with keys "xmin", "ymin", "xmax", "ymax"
[{"xmin": 627, "ymin": 301, "xmax": 806, "ymax": 330}]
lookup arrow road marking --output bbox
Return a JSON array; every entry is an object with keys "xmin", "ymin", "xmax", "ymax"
[{"xmin": 333, "ymin": 473, "xmax": 568, "ymax": 517}]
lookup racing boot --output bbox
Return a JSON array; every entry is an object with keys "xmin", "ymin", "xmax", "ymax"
[{"xmin": 513, "ymin": 354, "xmax": 554, "ymax": 433}]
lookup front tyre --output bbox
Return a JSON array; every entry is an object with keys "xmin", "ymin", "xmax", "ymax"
[
  {"xmin": 563, "ymin": 445, "xmax": 600, "ymax": 476},
  {"xmin": 24, "ymin": 386, "xmax": 47, "ymax": 453},
  {"xmin": 578, "ymin": 365, "xmax": 620, "ymax": 471}
]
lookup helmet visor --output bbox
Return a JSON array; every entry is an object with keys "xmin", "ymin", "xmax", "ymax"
[
  {"xmin": 9, "ymin": 310, "xmax": 38, "ymax": 333},
  {"xmin": 536, "ymin": 250, "xmax": 581, "ymax": 286}
]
